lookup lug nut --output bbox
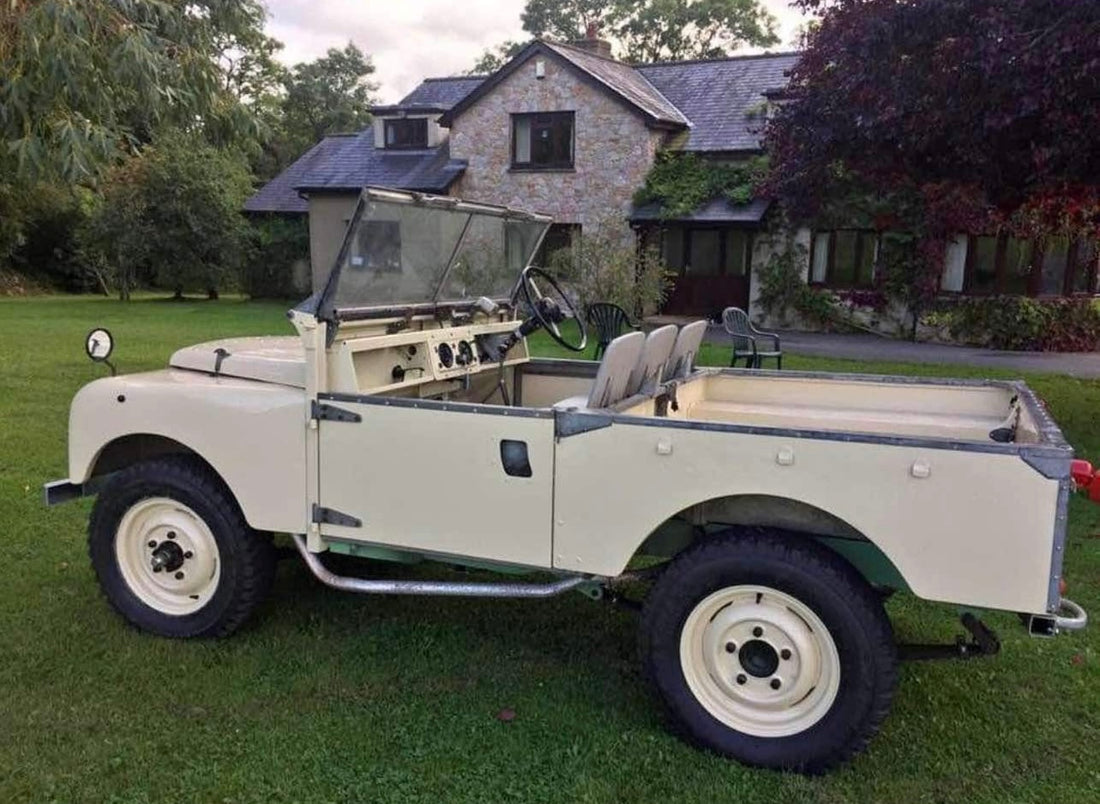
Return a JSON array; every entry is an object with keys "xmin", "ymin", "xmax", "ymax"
[
  {"xmin": 752, "ymin": 626, "xmax": 763, "ymax": 637},
  {"xmin": 184, "ymin": 551, "xmax": 193, "ymax": 559},
  {"xmin": 167, "ymin": 531, "xmax": 176, "ymax": 540},
  {"xmin": 147, "ymin": 540, "xmax": 157, "ymax": 548},
  {"xmin": 736, "ymin": 674, "xmax": 747, "ymax": 685},
  {"xmin": 770, "ymin": 679, "xmax": 781, "ymax": 690},
  {"xmin": 725, "ymin": 642, "xmax": 737, "ymax": 653},
  {"xmin": 174, "ymin": 571, "xmax": 184, "ymax": 580},
  {"xmin": 780, "ymin": 649, "xmax": 792, "ymax": 660}
]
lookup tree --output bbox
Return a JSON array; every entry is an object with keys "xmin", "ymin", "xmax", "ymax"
[
  {"xmin": 467, "ymin": 41, "xmax": 525, "ymax": 75},
  {"xmin": 522, "ymin": 0, "xmax": 624, "ymax": 41},
  {"xmin": 617, "ymin": 0, "xmax": 779, "ymax": 62},
  {"xmin": 0, "ymin": 0, "xmax": 263, "ymax": 184},
  {"xmin": 764, "ymin": 0, "xmax": 1100, "ymax": 335},
  {"xmin": 279, "ymin": 44, "xmax": 378, "ymax": 160},
  {"xmin": 513, "ymin": 0, "xmax": 778, "ymax": 62},
  {"xmin": 82, "ymin": 134, "xmax": 253, "ymax": 300},
  {"xmin": 767, "ymin": 0, "xmax": 1100, "ymax": 218}
]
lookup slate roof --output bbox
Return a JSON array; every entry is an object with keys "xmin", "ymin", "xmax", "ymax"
[
  {"xmin": 629, "ymin": 197, "xmax": 771, "ymax": 223},
  {"xmin": 373, "ymin": 75, "xmax": 488, "ymax": 113},
  {"xmin": 440, "ymin": 40, "xmax": 688, "ymax": 129},
  {"xmin": 540, "ymin": 41, "xmax": 688, "ymax": 127},
  {"xmin": 637, "ymin": 52, "xmax": 799, "ymax": 152},
  {"xmin": 243, "ymin": 131, "xmax": 465, "ymax": 214},
  {"xmin": 245, "ymin": 47, "xmax": 799, "ymax": 214},
  {"xmin": 400, "ymin": 76, "xmax": 486, "ymax": 108}
]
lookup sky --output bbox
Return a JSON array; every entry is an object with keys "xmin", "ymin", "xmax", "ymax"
[{"xmin": 263, "ymin": 0, "xmax": 810, "ymax": 103}]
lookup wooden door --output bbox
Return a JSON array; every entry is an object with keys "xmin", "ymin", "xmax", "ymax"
[{"xmin": 660, "ymin": 227, "xmax": 752, "ymax": 317}]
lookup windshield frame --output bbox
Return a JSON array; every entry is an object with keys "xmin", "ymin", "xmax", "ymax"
[{"xmin": 310, "ymin": 187, "xmax": 553, "ymax": 325}]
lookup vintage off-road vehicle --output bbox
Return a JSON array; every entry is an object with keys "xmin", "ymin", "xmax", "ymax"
[{"xmin": 48, "ymin": 188, "xmax": 1089, "ymax": 773}]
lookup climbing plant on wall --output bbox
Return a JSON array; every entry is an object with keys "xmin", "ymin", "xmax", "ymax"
[{"xmin": 634, "ymin": 153, "xmax": 769, "ymax": 219}]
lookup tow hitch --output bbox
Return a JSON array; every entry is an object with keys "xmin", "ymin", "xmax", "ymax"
[{"xmin": 898, "ymin": 612, "xmax": 1001, "ymax": 661}]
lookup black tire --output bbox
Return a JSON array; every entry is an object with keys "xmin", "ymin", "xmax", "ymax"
[
  {"xmin": 639, "ymin": 529, "xmax": 897, "ymax": 774},
  {"xmin": 88, "ymin": 456, "xmax": 276, "ymax": 638}
]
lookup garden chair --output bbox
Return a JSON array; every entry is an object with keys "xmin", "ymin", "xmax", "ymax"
[
  {"xmin": 586, "ymin": 302, "xmax": 640, "ymax": 359},
  {"xmin": 721, "ymin": 306, "xmax": 782, "ymax": 369}
]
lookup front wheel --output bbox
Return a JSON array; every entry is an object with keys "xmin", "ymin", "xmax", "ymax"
[
  {"xmin": 88, "ymin": 456, "xmax": 276, "ymax": 638},
  {"xmin": 639, "ymin": 529, "xmax": 897, "ymax": 774}
]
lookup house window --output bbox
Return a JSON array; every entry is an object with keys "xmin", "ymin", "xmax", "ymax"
[
  {"xmin": 1070, "ymin": 239, "xmax": 1099, "ymax": 294},
  {"xmin": 384, "ymin": 118, "xmax": 428, "ymax": 149},
  {"xmin": 662, "ymin": 227, "xmax": 753, "ymax": 276},
  {"xmin": 958, "ymin": 234, "xmax": 1100, "ymax": 297},
  {"xmin": 533, "ymin": 223, "xmax": 580, "ymax": 268},
  {"xmin": 512, "ymin": 112, "xmax": 574, "ymax": 169},
  {"xmin": 810, "ymin": 230, "xmax": 877, "ymax": 288}
]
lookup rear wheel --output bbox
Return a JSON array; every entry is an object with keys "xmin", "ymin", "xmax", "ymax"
[
  {"xmin": 639, "ymin": 529, "xmax": 897, "ymax": 774},
  {"xmin": 88, "ymin": 456, "xmax": 276, "ymax": 638}
]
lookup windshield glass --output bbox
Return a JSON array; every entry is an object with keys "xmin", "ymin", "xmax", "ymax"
[{"xmin": 323, "ymin": 190, "xmax": 550, "ymax": 314}]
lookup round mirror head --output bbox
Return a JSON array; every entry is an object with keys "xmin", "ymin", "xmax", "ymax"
[{"xmin": 85, "ymin": 328, "xmax": 114, "ymax": 362}]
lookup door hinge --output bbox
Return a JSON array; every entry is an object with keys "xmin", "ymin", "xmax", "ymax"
[
  {"xmin": 311, "ymin": 504, "xmax": 362, "ymax": 528},
  {"xmin": 311, "ymin": 400, "xmax": 361, "ymax": 423}
]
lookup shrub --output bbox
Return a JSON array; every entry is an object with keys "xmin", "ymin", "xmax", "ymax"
[
  {"xmin": 549, "ymin": 219, "xmax": 672, "ymax": 316},
  {"xmin": 943, "ymin": 296, "xmax": 1100, "ymax": 351},
  {"xmin": 242, "ymin": 216, "xmax": 311, "ymax": 299}
]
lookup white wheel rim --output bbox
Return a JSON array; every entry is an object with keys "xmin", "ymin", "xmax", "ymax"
[
  {"xmin": 679, "ymin": 585, "xmax": 841, "ymax": 738},
  {"xmin": 114, "ymin": 497, "xmax": 221, "ymax": 616}
]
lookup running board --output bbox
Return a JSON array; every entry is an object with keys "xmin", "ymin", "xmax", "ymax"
[{"xmin": 291, "ymin": 534, "xmax": 590, "ymax": 598}]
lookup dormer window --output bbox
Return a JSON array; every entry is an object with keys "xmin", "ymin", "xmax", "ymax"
[
  {"xmin": 511, "ymin": 112, "xmax": 574, "ymax": 170},
  {"xmin": 384, "ymin": 118, "xmax": 428, "ymax": 149}
]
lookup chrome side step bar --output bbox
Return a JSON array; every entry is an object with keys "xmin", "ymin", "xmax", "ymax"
[{"xmin": 291, "ymin": 534, "xmax": 590, "ymax": 598}]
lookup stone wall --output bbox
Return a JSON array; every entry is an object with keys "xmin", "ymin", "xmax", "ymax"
[{"xmin": 448, "ymin": 53, "xmax": 665, "ymax": 247}]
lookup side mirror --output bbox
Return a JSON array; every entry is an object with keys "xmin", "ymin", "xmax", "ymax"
[{"xmin": 85, "ymin": 327, "xmax": 116, "ymax": 375}]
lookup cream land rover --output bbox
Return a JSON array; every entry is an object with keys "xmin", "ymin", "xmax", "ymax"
[{"xmin": 47, "ymin": 188, "xmax": 1089, "ymax": 773}]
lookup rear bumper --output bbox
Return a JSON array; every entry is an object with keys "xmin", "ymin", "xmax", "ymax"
[
  {"xmin": 1027, "ymin": 597, "xmax": 1088, "ymax": 635},
  {"xmin": 1054, "ymin": 597, "xmax": 1088, "ymax": 631}
]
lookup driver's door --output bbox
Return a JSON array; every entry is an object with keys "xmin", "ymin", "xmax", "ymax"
[{"xmin": 314, "ymin": 394, "xmax": 556, "ymax": 568}]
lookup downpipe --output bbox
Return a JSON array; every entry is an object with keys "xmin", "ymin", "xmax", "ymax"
[{"xmin": 291, "ymin": 534, "xmax": 591, "ymax": 598}]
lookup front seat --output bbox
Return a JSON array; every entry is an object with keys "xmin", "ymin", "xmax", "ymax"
[
  {"xmin": 553, "ymin": 331, "xmax": 645, "ymax": 410},
  {"xmin": 625, "ymin": 325, "xmax": 678, "ymax": 397}
]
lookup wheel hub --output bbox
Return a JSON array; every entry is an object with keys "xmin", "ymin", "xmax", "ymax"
[
  {"xmin": 738, "ymin": 639, "xmax": 779, "ymax": 678},
  {"xmin": 150, "ymin": 540, "xmax": 185, "ymax": 573}
]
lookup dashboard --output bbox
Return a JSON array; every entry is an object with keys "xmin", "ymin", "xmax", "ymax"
[{"xmin": 326, "ymin": 319, "xmax": 529, "ymax": 397}]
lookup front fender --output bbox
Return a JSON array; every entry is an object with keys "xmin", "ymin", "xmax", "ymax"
[{"xmin": 69, "ymin": 369, "xmax": 308, "ymax": 533}]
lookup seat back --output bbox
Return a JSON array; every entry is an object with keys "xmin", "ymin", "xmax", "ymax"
[
  {"xmin": 625, "ymin": 325, "xmax": 678, "ymax": 397},
  {"xmin": 663, "ymin": 320, "xmax": 708, "ymax": 381},
  {"xmin": 586, "ymin": 331, "xmax": 646, "ymax": 408},
  {"xmin": 586, "ymin": 303, "xmax": 633, "ymax": 356},
  {"xmin": 721, "ymin": 306, "xmax": 754, "ymax": 351}
]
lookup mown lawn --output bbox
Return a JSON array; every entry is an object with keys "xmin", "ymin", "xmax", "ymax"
[{"xmin": 1, "ymin": 295, "xmax": 1098, "ymax": 804}]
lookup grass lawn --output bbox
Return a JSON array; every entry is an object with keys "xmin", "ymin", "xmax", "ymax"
[{"xmin": 1, "ymin": 295, "xmax": 1098, "ymax": 804}]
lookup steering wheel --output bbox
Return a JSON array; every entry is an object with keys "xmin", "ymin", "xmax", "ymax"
[{"xmin": 517, "ymin": 266, "xmax": 587, "ymax": 352}]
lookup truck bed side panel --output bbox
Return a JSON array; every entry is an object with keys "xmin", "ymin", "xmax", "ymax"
[{"xmin": 553, "ymin": 419, "xmax": 1058, "ymax": 614}]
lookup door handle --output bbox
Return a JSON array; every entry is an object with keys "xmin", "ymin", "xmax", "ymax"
[{"xmin": 500, "ymin": 440, "xmax": 532, "ymax": 477}]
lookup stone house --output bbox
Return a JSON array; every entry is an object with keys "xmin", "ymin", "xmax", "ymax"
[
  {"xmin": 246, "ymin": 35, "xmax": 1100, "ymax": 321},
  {"xmin": 247, "ymin": 36, "xmax": 796, "ymax": 317}
]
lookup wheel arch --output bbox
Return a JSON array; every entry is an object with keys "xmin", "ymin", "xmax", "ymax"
[{"xmin": 634, "ymin": 493, "xmax": 910, "ymax": 593}]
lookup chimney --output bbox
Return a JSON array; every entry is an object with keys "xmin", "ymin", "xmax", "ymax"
[{"xmin": 569, "ymin": 22, "xmax": 613, "ymax": 59}]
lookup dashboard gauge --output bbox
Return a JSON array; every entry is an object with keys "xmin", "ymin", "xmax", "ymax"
[{"xmin": 438, "ymin": 342, "xmax": 454, "ymax": 368}]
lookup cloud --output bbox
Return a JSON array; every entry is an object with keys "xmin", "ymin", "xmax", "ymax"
[{"xmin": 263, "ymin": 0, "xmax": 809, "ymax": 102}]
